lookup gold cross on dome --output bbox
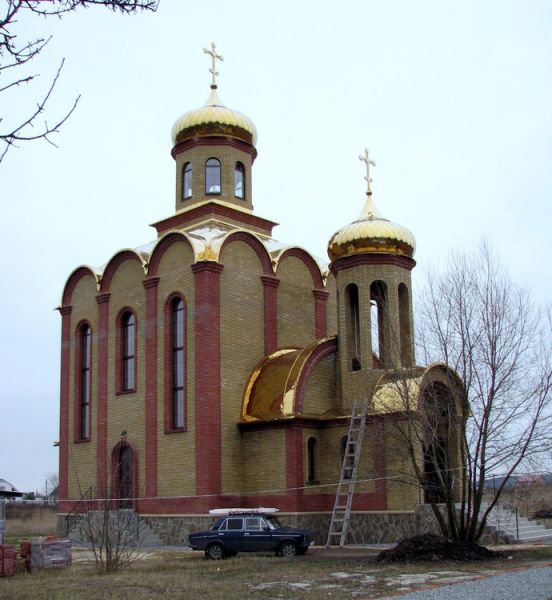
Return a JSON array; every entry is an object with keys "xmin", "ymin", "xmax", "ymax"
[
  {"xmin": 203, "ymin": 42, "xmax": 224, "ymax": 89},
  {"xmin": 359, "ymin": 148, "xmax": 376, "ymax": 195}
]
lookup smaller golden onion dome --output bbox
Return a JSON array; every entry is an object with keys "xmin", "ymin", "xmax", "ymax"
[
  {"xmin": 328, "ymin": 193, "xmax": 416, "ymax": 261},
  {"xmin": 171, "ymin": 87, "xmax": 258, "ymax": 147}
]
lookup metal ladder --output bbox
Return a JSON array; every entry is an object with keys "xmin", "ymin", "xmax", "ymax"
[{"xmin": 326, "ymin": 396, "xmax": 369, "ymax": 547}]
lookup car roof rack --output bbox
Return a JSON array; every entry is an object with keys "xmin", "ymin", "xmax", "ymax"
[{"xmin": 208, "ymin": 507, "xmax": 279, "ymax": 516}]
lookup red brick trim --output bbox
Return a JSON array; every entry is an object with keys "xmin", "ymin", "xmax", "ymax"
[
  {"xmin": 192, "ymin": 261, "xmax": 223, "ymax": 496},
  {"xmin": 219, "ymin": 231, "xmax": 274, "ymax": 274},
  {"xmin": 99, "ymin": 250, "xmax": 145, "ymax": 292},
  {"xmin": 58, "ymin": 305, "xmax": 72, "ymax": 501},
  {"xmin": 152, "ymin": 202, "xmax": 277, "ymax": 237},
  {"xmin": 73, "ymin": 320, "xmax": 92, "ymax": 443},
  {"xmin": 62, "ymin": 266, "xmax": 97, "ymax": 306},
  {"xmin": 171, "ymin": 136, "xmax": 257, "ymax": 161},
  {"xmin": 312, "ymin": 289, "xmax": 329, "ymax": 338},
  {"xmin": 261, "ymin": 275, "xmax": 279, "ymax": 354},
  {"xmin": 147, "ymin": 232, "xmax": 196, "ymax": 277},
  {"xmin": 331, "ymin": 253, "xmax": 416, "ymax": 274},
  {"xmin": 163, "ymin": 292, "xmax": 188, "ymax": 434},
  {"xmin": 276, "ymin": 247, "xmax": 325, "ymax": 289},
  {"xmin": 95, "ymin": 292, "xmax": 110, "ymax": 495},
  {"xmin": 143, "ymin": 277, "xmax": 159, "ymax": 497}
]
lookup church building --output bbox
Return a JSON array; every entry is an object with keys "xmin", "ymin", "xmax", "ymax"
[{"xmin": 58, "ymin": 45, "xmax": 464, "ymax": 543}]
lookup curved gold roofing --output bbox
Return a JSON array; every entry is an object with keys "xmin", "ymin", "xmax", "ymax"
[
  {"xmin": 171, "ymin": 88, "xmax": 258, "ymax": 147},
  {"xmin": 240, "ymin": 339, "xmax": 338, "ymax": 423},
  {"xmin": 328, "ymin": 193, "xmax": 416, "ymax": 261},
  {"xmin": 371, "ymin": 364, "xmax": 467, "ymax": 414}
]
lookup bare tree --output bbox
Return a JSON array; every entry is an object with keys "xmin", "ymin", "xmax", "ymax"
[
  {"xmin": 77, "ymin": 494, "xmax": 148, "ymax": 572},
  {"xmin": 0, "ymin": 0, "xmax": 158, "ymax": 161},
  {"xmin": 385, "ymin": 242, "xmax": 552, "ymax": 543}
]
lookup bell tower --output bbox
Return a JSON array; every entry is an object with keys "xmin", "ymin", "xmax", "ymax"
[
  {"xmin": 170, "ymin": 43, "xmax": 258, "ymax": 214},
  {"xmin": 328, "ymin": 149, "xmax": 416, "ymax": 411}
]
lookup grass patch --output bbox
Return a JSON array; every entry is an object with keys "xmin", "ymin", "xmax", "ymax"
[{"xmin": 0, "ymin": 546, "xmax": 550, "ymax": 600}]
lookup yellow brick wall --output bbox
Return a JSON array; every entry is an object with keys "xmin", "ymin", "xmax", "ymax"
[
  {"xmin": 302, "ymin": 426, "xmax": 376, "ymax": 495},
  {"xmin": 276, "ymin": 256, "xmax": 316, "ymax": 348},
  {"xmin": 241, "ymin": 429, "xmax": 286, "ymax": 494},
  {"xmin": 301, "ymin": 352, "xmax": 337, "ymax": 416},
  {"xmin": 219, "ymin": 240, "xmax": 265, "ymax": 494},
  {"xmin": 155, "ymin": 240, "xmax": 196, "ymax": 497},
  {"xmin": 67, "ymin": 275, "xmax": 99, "ymax": 500},
  {"xmin": 106, "ymin": 259, "xmax": 147, "ymax": 495},
  {"xmin": 325, "ymin": 272, "xmax": 338, "ymax": 336},
  {"xmin": 384, "ymin": 419, "xmax": 420, "ymax": 511}
]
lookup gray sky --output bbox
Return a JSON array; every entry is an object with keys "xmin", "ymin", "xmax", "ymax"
[{"xmin": 1, "ymin": 1, "xmax": 551, "ymax": 493}]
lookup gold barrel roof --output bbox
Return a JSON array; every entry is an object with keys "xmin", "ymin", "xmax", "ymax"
[
  {"xmin": 171, "ymin": 87, "xmax": 258, "ymax": 147},
  {"xmin": 327, "ymin": 193, "xmax": 416, "ymax": 261}
]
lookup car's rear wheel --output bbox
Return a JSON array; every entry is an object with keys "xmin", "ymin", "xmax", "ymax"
[
  {"xmin": 279, "ymin": 541, "xmax": 297, "ymax": 557},
  {"xmin": 206, "ymin": 543, "xmax": 225, "ymax": 560}
]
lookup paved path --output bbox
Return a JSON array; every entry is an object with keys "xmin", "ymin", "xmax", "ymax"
[{"xmin": 385, "ymin": 565, "xmax": 552, "ymax": 599}]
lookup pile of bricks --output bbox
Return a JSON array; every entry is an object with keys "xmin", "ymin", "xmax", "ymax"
[
  {"xmin": 0, "ymin": 544, "xmax": 16, "ymax": 577},
  {"xmin": 20, "ymin": 538, "xmax": 72, "ymax": 571}
]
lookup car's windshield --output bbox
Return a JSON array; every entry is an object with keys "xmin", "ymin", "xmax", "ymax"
[
  {"xmin": 265, "ymin": 515, "xmax": 282, "ymax": 529},
  {"xmin": 211, "ymin": 518, "xmax": 225, "ymax": 530}
]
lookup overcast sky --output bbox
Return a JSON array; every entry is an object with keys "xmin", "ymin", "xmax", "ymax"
[{"xmin": 1, "ymin": 1, "xmax": 551, "ymax": 493}]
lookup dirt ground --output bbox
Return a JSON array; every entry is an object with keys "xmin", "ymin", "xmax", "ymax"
[{"xmin": 1, "ymin": 543, "xmax": 551, "ymax": 600}]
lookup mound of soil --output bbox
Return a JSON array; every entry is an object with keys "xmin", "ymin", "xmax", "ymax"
[{"xmin": 377, "ymin": 533, "xmax": 502, "ymax": 563}]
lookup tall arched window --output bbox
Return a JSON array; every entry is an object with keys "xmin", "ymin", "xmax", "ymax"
[
  {"xmin": 182, "ymin": 162, "xmax": 192, "ymax": 199},
  {"xmin": 171, "ymin": 297, "xmax": 185, "ymax": 429},
  {"xmin": 307, "ymin": 437, "xmax": 317, "ymax": 483},
  {"xmin": 345, "ymin": 284, "xmax": 361, "ymax": 371},
  {"xmin": 234, "ymin": 162, "xmax": 245, "ymax": 198},
  {"xmin": 122, "ymin": 312, "xmax": 136, "ymax": 392},
  {"xmin": 370, "ymin": 281, "xmax": 388, "ymax": 368},
  {"xmin": 79, "ymin": 324, "xmax": 91, "ymax": 440},
  {"xmin": 205, "ymin": 158, "xmax": 221, "ymax": 194}
]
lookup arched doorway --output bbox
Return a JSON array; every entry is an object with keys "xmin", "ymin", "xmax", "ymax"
[{"xmin": 112, "ymin": 442, "xmax": 135, "ymax": 509}]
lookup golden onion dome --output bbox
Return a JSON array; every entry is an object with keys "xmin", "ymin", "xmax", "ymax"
[
  {"xmin": 328, "ymin": 193, "xmax": 416, "ymax": 261},
  {"xmin": 171, "ymin": 87, "xmax": 258, "ymax": 147}
]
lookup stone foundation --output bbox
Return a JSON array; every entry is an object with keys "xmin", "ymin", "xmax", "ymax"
[
  {"xmin": 60, "ymin": 508, "xmax": 440, "ymax": 546},
  {"xmin": 59, "ymin": 505, "xmax": 510, "ymax": 546}
]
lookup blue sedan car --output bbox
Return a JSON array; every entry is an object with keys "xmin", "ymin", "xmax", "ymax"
[{"xmin": 188, "ymin": 510, "xmax": 315, "ymax": 559}]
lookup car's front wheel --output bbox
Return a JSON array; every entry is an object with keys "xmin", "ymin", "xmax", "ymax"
[
  {"xmin": 279, "ymin": 541, "xmax": 297, "ymax": 557},
  {"xmin": 206, "ymin": 543, "xmax": 225, "ymax": 560}
]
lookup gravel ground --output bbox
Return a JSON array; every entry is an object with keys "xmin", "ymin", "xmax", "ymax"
[{"xmin": 384, "ymin": 565, "xmax": 552, "ymax": 599}]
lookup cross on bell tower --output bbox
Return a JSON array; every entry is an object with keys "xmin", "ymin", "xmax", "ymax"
[
  {"xmin": 359, "ymin": 148, "xmax": 376, "ymax": 195},
  {"xmin": 203, "ymin": 42, "xmax": 224, "ymax": 89}
]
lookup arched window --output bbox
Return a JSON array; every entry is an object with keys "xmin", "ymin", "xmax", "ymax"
[
  {"xmin": 307, "ymin": 437, "xmax": 317, "ymax": 483},
  {"xmin": 122, "ymin": 312, "xmax": 136, "ymax": 392},
  {"xmin": 171, "ymin": 297, "xmax": 185, "ymax": 429},
  {"xmin": 205, "ymin": 158, "xmax": 221, "ymax": 194},
  {"xmin": 182, "ymin": 162, "xmax": 192, "ymax": 199},
  {"xmin": 345, "ymin": 284, "xmax": 361, "ymax": 371},
  {"xmin": 79, "ymin": 324, "xmax": 91, "ymax": 440},
  {"xmin": 234, "ymin": 162, "xmax": 245, "ymax": 198},
  {"xmin": 340, "ymin": 436, "xmax": 354, "ymax": 479},
  {"xmin": 370, "ymin": 281, "xmax": 388, "ymax": 368}
]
